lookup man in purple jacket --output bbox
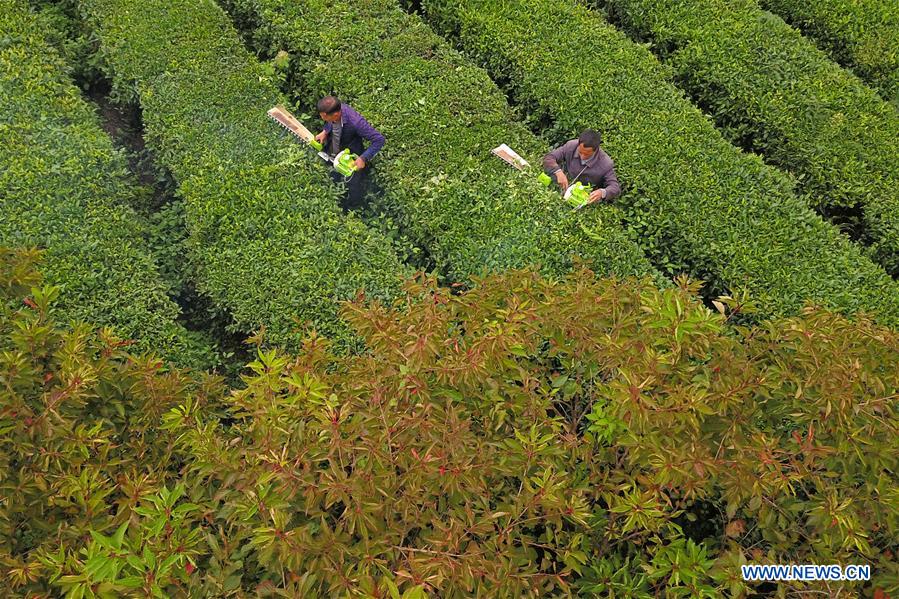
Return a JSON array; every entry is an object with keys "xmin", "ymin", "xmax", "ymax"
[
  {"xmin": 543, "ymin": 129, "xmax": 620, "ymax": 204},
  {"xmin": 314, "ymin": 95, "xmax": 386, "ymax": 211}
]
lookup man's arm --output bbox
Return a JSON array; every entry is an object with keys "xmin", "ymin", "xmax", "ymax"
[
  {"xmin": 601, "ymin": 160, "xmax": 621, "ymax": 200},
  {"xmin": 355, "ymin": 114, "xmax": 385, "ymax": 163},
  {"xmin": 542, "ymin": 142, "xmax": 568, "ymax": 175},
  {"xmin": 544, "ymin": 140, "xmax": 576, "ymax": 189}
]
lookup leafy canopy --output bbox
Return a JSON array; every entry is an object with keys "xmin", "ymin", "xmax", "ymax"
[{"xmin": 2, "ymin": 250, "xmax": 897, "ymax": 597}]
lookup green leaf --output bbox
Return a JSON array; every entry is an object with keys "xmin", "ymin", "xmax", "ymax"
[
  {"xmin": 112, "ymin": 521, "xmax": 129, "ymax": 548},
  {"xmin": 385, "ymin": 578, "xmax": 401, "ymax": 599},
  {"xmin": 551, "ymin": 374, "xmax": 569, "ymax": 388},
  {"xmin": 118, "ymin": 576, "xmax": 145, "ymax": 588}
]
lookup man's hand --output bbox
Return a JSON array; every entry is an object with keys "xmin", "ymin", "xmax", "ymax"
[
  {"xmin": 314, "ymin": 131, "xmax": 328, "ymax": 144},
  {"xmin": 588, "ymin": 188, "xmax": 606, "ymax": 203},
  {"xmin": 354, "ymin": 157, "xmax": 366, "ymax": 170},
  {"xmin": 555, "ymin": 171, "xmax": 569, "ymax": 191}
]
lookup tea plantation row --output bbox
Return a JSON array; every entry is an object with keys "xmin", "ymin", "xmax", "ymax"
[
  {"xmin": 220, "ymin": 0, "xmax": 662, "ymax": 286},
  {"xmin": 414, "ymin": 0, "xmax": 899, "ymax": 326},
  {"xmin": 73, "ymin": 0, "xmax": 409, "ymax": 351},
  {"xmin": 759, "ymin": 0, "xmax": 899, "ymax": 105},
  {"xmin": 11, "ymin": 0, "xmax": 899, "ymax": 355},
  {"xmin": 602, "ymin": 0, "xmax": 899, "ymax": 276},
  {"xmin": 215, "ymin": 0, "xmax": 899, "ymax": 327},
  {"xmin": 0, "ymin": 0, "xmax": 212, "ymax": 367}
]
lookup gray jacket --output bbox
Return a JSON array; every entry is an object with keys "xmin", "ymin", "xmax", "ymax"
[{"xmin": 543, "ymin": 140, "xmax": 621, "ymax": 199}]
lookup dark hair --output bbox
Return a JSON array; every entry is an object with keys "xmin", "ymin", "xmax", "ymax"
[
  {"xmin": 578, "ymin": 129, "xmax": 602, "ymax": 149},
  {"xmin": 317, "ymin": 95, "xmax": 341, "ymax": 114}
]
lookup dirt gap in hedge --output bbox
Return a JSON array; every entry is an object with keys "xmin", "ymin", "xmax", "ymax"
[
  {"xmin": 26, "ymin": 0, "xmax": 249, "ymax": 375},
  {"xmin": 81, "ymin": 77, "xmax": 252, "ymax": 379}
]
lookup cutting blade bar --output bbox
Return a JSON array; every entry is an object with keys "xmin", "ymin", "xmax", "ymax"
[
  {"xmin": 267, "ymin": 105, "xmax": 315, "ymax": 143},
  {"xmin": 491, "ymin": 143, "xmax": 530, "ymax": 170}
]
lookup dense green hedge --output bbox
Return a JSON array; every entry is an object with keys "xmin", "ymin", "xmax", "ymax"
[
  {"xmin": 417, "ymin": 0, "xmax": 899, "ymax": 327},
  {"xmin": 759, "ymin": 0, "xmax": 899, "ymax": 105},
  {"xmin": 601, "ymin": 0, "xmax": 899, "ymax": 275},
  {"xmin": 0, "ymin": 0, "xmax": 213, "ymax": 368},
  {"xmin": 5, "ymin": 250, "xmax": 898, "ymax": 597},
  {"xmin": 74, "ymin": 0, "xmax": 409, "ymax": 351},
  {"xmin": 219, "ymin": 0, "xmax": 660, "ymax": 285}
]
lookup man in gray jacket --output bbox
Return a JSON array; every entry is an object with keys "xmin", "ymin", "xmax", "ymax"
[{"xmin": 543, "ymin": 129, "xmax": 620, "ymax": 204}]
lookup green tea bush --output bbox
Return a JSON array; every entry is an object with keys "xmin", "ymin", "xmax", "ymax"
[
  {"xmin": 29, "ymin": 0, "xmax": 98, "ymax": 86},
  {"xmin": 3, "ymin": 251, "xmax": 897, "ymax": 597},
  {"xmin": 602, "ymin": 0, "xmax": 899, "ymax": 275},
  {"xmin": 219, "ymin": 0, "xmax": 661, "ymax": 285},
  {"xmin": 759, "ymin": 0, "xmax": 899, "ymax": 105},
  {"xmin": 73, "ymin": 0, "xmax": 410, "ymax": 351},
  {"xmin": 0, "ymin": 0, "xmax": 212, "ymax": 368},
  {"xmin": 417, "ymin": 0, "xmax": 899, "ymax": 327}
]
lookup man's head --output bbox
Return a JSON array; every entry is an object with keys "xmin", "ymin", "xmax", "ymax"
[
  {"xmin": 577, "ymin": 129, "xmax": 602, "ymax": 161},
  {"xmin": 318, "ymin": 95, "xmax": 342, "ymax": 123}
]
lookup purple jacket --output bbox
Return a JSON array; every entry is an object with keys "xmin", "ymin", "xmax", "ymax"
[
  {"xmin": 323, "ymin": 103, "xmax": 385, "ymax": 163},
  {"xmin": 543, "ymin": 139, "xmax": 621, "ymax": 200}
]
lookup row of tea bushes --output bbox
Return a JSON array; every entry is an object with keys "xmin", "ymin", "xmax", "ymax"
[
  {"xmin": 759, "ymin": 0, "xmax": 899, "ymax": 105},
  {"xmin": 219, "ymin": 0, "xmax": 662, "ymax": 285},
  {"xmin": 0, "ymin": 0, "xmax": 213, "ymax": 367},
  {"xmin": 602, "ymin": 0, "xmax": 899, "ymax": 275},
  {"xmin": 73, "ymin": 0, "xmax": 409, "ymax": 351},
  {"xmin": 416, "ymin": 0, "xmax": 899, "ymax": 327}
]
